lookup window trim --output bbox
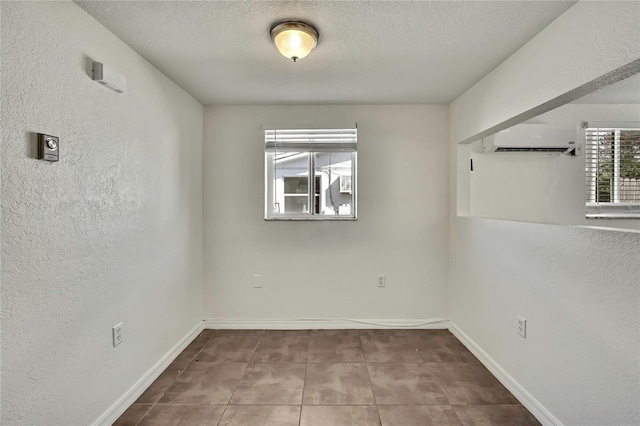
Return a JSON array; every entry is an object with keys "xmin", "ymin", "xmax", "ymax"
[{"xmin": 264, "ymin": 128, "xmax": 358, "ymax": 221}]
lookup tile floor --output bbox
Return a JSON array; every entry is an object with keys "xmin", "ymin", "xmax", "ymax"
[{"xmin": 115, "ymin": 329, "xmax": 540, "ymax": 426}]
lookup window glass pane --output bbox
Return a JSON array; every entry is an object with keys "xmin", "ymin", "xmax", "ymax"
[
  {"xmin": 284, "ymin": 176, "xmax": 308, "ymax": 194},
  {"xmin": 284, "ymin": 195, "xmax": 309, "ymax": 213},
  {"xmin": 596, "ymin": 130, "xmax": 614, "ymax": 203},
  {"xmin": 313, "ymin": 152, "xmax": 353, "ymax": 216},
  {"xmin": 586, "ymin": 129, "xmax": 640, "ymax": 204},
  {"xmin": 585, "ymin": 126, "xmax": 640, "ymax": 218},
  {"xmin": 620, "ymin": 130, "xmax": 640, "ymax": 203},
  {"xmin": 273, "ymin": 152, "xmax": 309, "ymax": 214},
  {"xmin": 265, "ymin": 128, "xmax": 357, "ymax": 220}
]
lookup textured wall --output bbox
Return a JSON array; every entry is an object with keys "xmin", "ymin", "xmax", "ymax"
[
  {"xmin": 449, "ymin": 1, "xmax": 640, "ymax": 424},
  {"xmin": 1, "ymin": 2, "xmax": 203, "ymax": 425},
  {"xmin": 468, "ymin": 104, "xmax": 640, "ymax": 230},
  {"xmin": 203, "ymin": 105, "xmax": 449, "ymax": 322},
  {"xmin": 450, "ymin": 220, "xmax": 640, "ymax": 424}
]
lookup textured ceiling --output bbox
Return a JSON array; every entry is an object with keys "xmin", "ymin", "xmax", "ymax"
[{"xmin": 75, "ymin": 1, "xmax": 576, "ymax": 105}]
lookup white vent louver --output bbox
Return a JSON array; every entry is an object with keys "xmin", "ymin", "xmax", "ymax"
[{"xmin": 482, "ymin": 124, "xmax": 577, "ymax": 155}]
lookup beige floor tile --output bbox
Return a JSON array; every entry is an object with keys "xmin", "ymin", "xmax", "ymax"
[
  {"xmin": 215, "ymin": 329, "xmax": 265, "ymax": 336},
  {"xmin": 300, "ymin": 406, "xmax": 380, "ymax": 426},
  {"xmin": 230, "ymin": 363, "xmax": 306, "ymax": 404},
  {"xmin": 113, "ymin": 404, "xmax": 152, "ymax": 426},
  {"xmin": 415, "ymin": 334, "xmax": 476, "ymax": 363},
  {"xmin": 219, "ymin": 405, "xmax": 300, "ymax": 426},
  {"xmin": 378, "ymin": 405, "xmax": 462, "ymax": 426},
  {"xmin": 250, "ymin": 335, "xmax": 309, "ymax": 363},
  {"xmin": 434, "ymin": 363, "xmax": 519, "ymax": 405},
  {"xmin": 368, "ymin": 363, "xmax": 448, "ymax": 405},
  {"xmin": 119, "ymin": 329, "xmax": 539, "ymax": 426},
  {"xmin": 309, "ymin": 329, "xmax": 361, "ymax": 337},
  {"xmin": 361, "ymin": 335, "xmax": 424, "ymax": 362},
  {"xmin": 137, "ymin": 405, "xmax": 225, "ymax": 426},
  {"xmin": 303, "ymin": 363, "xmax": 375, "ymax": 405},
  {"xmin": 308, "ymin": 335, "xmax": 364, "ymax": 362},
  {"xmin": 198, "ymin": 329, "xmax": 218, "ymax": 339},
  {"xmin": 264, "ymin": 329, "xmax": 311, "ymax": 336},
  {"xmin": 159, "ymin": 362, "xmax": 246, "ymax": 404},
  {"xmin": 198, "ymin": 335, "xmax": 260, "ymax": 362},
  {"xmin": 359, "ymin": 329, "xmax": 408, "ymax": 337},
  {"xmin": 454, "ymin": 405, "xmax": 541, "ymax": 426},
  {"xmin": 404, "ymin": 329, "xmax": 452, "ymax": 337},
  {"xmin": 171, "ymin": 334, "xmax": 211, "ymax": 369},
  {"xmin": 135, "ymin": 366, "xmax": 183, "ymax": 404}
]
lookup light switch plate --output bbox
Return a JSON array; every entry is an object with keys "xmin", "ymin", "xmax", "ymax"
[
  {"xmin": 37, "ymin": 133, "xmax": 59, "ymax": 162},
  {"xmin": 517, "ymin": 316, "xmax": 527, "ymax": 339}
]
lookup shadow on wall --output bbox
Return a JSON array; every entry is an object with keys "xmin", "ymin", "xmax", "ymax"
[{"xmin": 25, "ymin": 132, "xmax": 39, "ymax": 159}]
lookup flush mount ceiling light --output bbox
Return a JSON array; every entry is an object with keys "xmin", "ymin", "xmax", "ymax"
[{"xmin": 270, "ymin": 21, "xmax": 319, "ymax": 62}]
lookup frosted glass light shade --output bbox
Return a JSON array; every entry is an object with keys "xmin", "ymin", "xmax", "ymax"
[{"xmin": 270, "ymin": 21, "xmax": 319, "ymax": 62}]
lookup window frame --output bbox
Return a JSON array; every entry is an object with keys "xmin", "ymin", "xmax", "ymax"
[
  {"xmin": 585, "ymin": 123, "xmax": 640, "ymax": 219},
  {"xmin": 264, "ymin": 128, "xmax": 357, "ymax": 221}
]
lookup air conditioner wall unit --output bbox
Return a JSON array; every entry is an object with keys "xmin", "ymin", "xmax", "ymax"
[{"xmin": 482, "ymin": 123, "xmax": 577, "ymax": 155}]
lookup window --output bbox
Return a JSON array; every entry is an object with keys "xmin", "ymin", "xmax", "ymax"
[
  {"xmin": 585, "ymin": 123, "xmax": 640, "ymax": 218},
  {"xmin": 265, "ymin": 128, "xmax": 357, "ymax": 220}
]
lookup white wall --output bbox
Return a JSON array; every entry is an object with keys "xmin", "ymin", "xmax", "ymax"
[
  {"xmin": 203, "ymin": 105, "xmax": 448, "ymax": 323},
  {"xmin": 1, "ymin": 3, "xmax": 203, "ymax": 425},
  {"xmin": 449, "ymin": 2, "xmax": 640, "ymax": 146},
  {"xmin": 468, "ymin": 103, "xmax": 640, "ymax": 230},
  {"xmin": 449, "ymin": 2, "xmax": 640, "ymax": 425}
]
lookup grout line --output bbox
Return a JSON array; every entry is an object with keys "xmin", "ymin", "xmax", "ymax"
[
  {"xmin": 227, "ymin": 363, "xmax": 251, "ymax": 402},
  {"xmin": 358, "ymin": 335, "xmax": 369, "ymax": 363},
  {"xmin": 300, "ymin": 335, "xmax": 310, "ymax": 425},
  {"xmin": 216, "ymin": 404, "xmax": 229, "ymax": 426},
  {"xmin": 363, "ymin": 355, "xmax": 382, "ymax": 426},
  {"xmin": 293, "ymin": 403, "xmax": 382, "ymax": 406},
  {"xmin": 132, "ymin": 404, "xmax": 153, "ymax": 426},
  {"xmin": 450, "ymin": 405, "xmax": 465, "ymax": 425},
  {"xmin": 134, "ymin": 331, "xmax": 215, "ymax": 425},
  {"xmin": 246, "ymin": 334, "xmax": 262, "ymax": 362},
  {"xmin": 191, "ymin": 333, "xmax": 215, "ymax": 361},
  {"xmin": 299, "ymin": 361, "xmax": 309, "ymax": 426}
]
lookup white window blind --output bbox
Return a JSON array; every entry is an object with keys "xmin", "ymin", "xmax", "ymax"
[
  {"xmin": 265, "ymin": 128, "xmax": 357, "ymax": 152},
  {"xmin": 585, "ymin": 123, "xmax": 640, "ymax": 218}
]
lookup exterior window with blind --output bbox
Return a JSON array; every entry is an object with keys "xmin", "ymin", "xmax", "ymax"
[
  {"xmin": 265, "ymin": 128, "xmax": 357, "ymax": 220},
  {"xmin": 585, "ymin": 123, "xmax": 640, "ymax": 218}
]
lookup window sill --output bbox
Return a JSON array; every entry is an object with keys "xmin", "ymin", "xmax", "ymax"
[
  {"xmin": 586, "ymin": 214, "xmax": 640, "ymax": 219},
  {"xmin": 586, "ymin": 204, "xmax": 640, "ymax": 219},
  {"xmin": 265, "ymin": 216, "xmax": 357, "ymax": 221}
]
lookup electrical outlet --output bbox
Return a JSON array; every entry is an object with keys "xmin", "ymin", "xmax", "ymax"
[
  {"xmin": 253, "ymin": 274, "xmax": 263, "ymax": 288},
  {"xmin": 112, "ymin": 323, "xmax": 123, "ymax": 347},
  {"xmin": 517, "ymin": 316, "xmax": 527, "ymax": 339},
  {"xmin": 377, "ymin": 275, "xmax": 386, "ymax": 287}
]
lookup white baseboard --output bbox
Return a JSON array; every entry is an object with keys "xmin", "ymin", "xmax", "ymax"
[
  {"xmin": 203, "ymin": 318, "xmax": 449, "ymax": 330},
  {"xmin": 449, "ymin": 322, "xmax": 562, "ymax": 426},
  {"xmin": 92, "ymin": 322, "xmax": 204, "ymax": 426}
]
